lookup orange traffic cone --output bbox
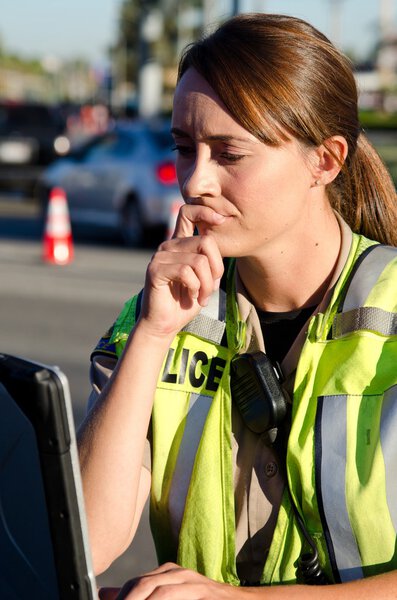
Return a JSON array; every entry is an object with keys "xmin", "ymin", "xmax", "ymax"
[{"xmin": 42, "ymin": 187, "xmax": 74, "ymax": 265}]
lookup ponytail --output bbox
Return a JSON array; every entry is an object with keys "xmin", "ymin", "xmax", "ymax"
[{"xmin": 330, "ymin": 133, "xmax": 397, "ymax": 246}]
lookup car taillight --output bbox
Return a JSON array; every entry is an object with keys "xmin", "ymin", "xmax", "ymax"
[{"xmin": 156, "ymin": 161, "xmax": 177, "ymax": 185}]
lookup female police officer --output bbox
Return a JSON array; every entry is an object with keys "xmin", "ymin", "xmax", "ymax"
[{"xmin": 78, "ymin": 13, "xmax": 397, "ymax": 599}]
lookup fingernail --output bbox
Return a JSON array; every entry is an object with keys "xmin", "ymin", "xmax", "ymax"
[{"xmin": 214, "ymin": 277, "xmax": 221, "ymax": 290}]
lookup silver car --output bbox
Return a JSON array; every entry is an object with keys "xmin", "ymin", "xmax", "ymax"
[{"xmin": 38, "ymin": 119, "xmax": 183, "ymax": 246}]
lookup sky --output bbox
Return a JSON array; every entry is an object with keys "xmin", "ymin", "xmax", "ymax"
[{"xmin": 0, "ymin": 0, "xmax": 394, "ymax": 67}]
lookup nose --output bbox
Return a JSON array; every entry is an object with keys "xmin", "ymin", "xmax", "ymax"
[{"xmin": 181, "ymin": 154, "xmax": 221, "ymax": 199}]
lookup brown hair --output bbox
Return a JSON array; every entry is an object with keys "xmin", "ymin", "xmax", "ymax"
[{"xmin": 178, "ymin": 13, "xmax": 397, "ymax": 245}]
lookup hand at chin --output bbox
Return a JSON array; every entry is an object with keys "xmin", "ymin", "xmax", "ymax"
[{"xmin": 196, "ymin": 223, "xmax": 233, "ymax": 256}]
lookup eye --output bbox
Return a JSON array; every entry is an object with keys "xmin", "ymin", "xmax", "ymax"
[
  {"xmin": 220, "ymin": 152, "xmax": 245, "ymax": 163},
  {"xmin": 172, "ymin": 144, "xmax": 195, "ymax": 157}
]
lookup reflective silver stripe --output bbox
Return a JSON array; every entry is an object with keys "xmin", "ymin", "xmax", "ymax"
[
  {"xmin": 319, "ymin": 395, "xmax": 364, "ymax": 581},
  {"xmin": 380, "ymin": 385, "xmax": 397, "ymax": 533},
  {"xmin": 333, "ymin": 306, "xmax": 397, "ymax": 338},
  {"xmin": 182, "ymin": 314, "xmax": 226, "ymax": 344},
  {"xmin": 168, "ymin": 392, "xmax": 212, "ymax": 540},
  {"xmin": 182, "ymin": 288, "xmax": 226, "ymax": 344},
  {"xmin": 206, "ymin": 285, "xmax": 226, "ymax": 320},
  {"xmin": 342, "ymin": 245, "xmax": 397, "ymax": 312}
]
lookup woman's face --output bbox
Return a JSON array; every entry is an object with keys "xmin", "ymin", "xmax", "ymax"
[{"xmin": 171, "ymin": 67, "xmax": 319, "ymax": 259}]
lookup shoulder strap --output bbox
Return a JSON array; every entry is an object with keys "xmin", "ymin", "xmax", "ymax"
[
  {"xmin": 332, "ymin": 244, "xmax": 397, "ymax": 339},
  {"xmin": 181, "ymin": 287, "xmax": 227, "ymax": 345},
  {"xmin": 180, "ymin": 258, "xmax": 231, "ymax": 345},
  {"xmin": 91, "ymin": 291, "xmax": 144, "ymax": 360},
  {"xmin": 132, "ymin": 284, "xmax": 227, "ymax": 345},
  {"xmin": 92, "ymin": 256, "xmax": 233, "ymax": 360}
]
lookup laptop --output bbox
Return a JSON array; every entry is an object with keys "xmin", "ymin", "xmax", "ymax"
[{"xmin": 0, "ymin": 353, "xmax": 97, "ymax": 599}]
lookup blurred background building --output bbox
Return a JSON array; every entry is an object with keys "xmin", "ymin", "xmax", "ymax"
[{"xmin": 1, "ymin": 0, "xmax": 397, "ymax": 132}]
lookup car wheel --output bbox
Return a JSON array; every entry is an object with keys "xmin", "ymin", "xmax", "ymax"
[{"xmin": 120, "ymin": 198, "xmax": 144, "ymax": 247}]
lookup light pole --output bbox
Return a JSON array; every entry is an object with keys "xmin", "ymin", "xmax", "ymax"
[
  {"xmin": 138, "ymin": 7, "xmax": 164, "ymax": 117},
  {"xmin": 329, "ymin": 0, "xmax": 345, "ymax": 49},
  {"xmin": 231, "ymin": 0, "xmax": 239, "ymax": 15},
  {"xmin": 379, "ymin": 0, "xmax": 395, "ymax": 39}
]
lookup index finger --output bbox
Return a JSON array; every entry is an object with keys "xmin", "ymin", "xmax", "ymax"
[{"xmin": 173, "ymin": 204, "xmax": 226, "ymax": 239}]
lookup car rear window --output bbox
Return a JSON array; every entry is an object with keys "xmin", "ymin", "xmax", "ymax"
[
  {"xmin": 83, "ymin": 133, "xmax": 137, "ymax": 161},
  {"xmin": 0, "ymin": 105, "xmax": 61, "ymax": 134}
]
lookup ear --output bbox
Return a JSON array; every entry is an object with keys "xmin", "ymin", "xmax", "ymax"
[{"xmin": 311, "ymin": 135, "xmax": 348, "ymax": 187}]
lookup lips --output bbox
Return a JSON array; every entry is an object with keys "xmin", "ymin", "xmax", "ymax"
[{"xmin": 184, "ymin": 198, "xmax": 232, "ymax": 218}]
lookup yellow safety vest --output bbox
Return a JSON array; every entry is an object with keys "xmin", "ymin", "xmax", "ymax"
[{"xmin": 92, "ymin": 232, "xmax": 397, "ymax": 586}]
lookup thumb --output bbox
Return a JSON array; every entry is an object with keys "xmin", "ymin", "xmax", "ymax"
[{"xmin": 173, "ymin": 203, "xmax": 226, "ymax": 239}]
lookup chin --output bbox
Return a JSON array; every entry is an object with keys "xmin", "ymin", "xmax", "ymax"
[{"xmin": 208, "ymin": 233, "xmax": 241, "ymax": 258}]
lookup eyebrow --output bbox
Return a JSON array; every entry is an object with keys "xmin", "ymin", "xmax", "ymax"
[{"xmin": 171, "ymin": 127, "xmax": 253, "ymax": 144}]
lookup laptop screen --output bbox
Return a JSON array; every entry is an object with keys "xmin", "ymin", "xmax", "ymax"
[{"xmin": 0, "ymin": 353, "xmax": 96, "ymax": 599}]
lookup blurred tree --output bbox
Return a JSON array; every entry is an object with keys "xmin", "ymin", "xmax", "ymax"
[
  {"xmin": 114, "ymin": 0, "xmax": 141, "ymax": 87},
  {"xmin": 113, "ymin": 0, "xmax": 204, "ymax": 110}
]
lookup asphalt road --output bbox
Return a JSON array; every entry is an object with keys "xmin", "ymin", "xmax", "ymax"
[{"xmin": 0, "ymin": 194, "xmax": 158, "ymax": 588}]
